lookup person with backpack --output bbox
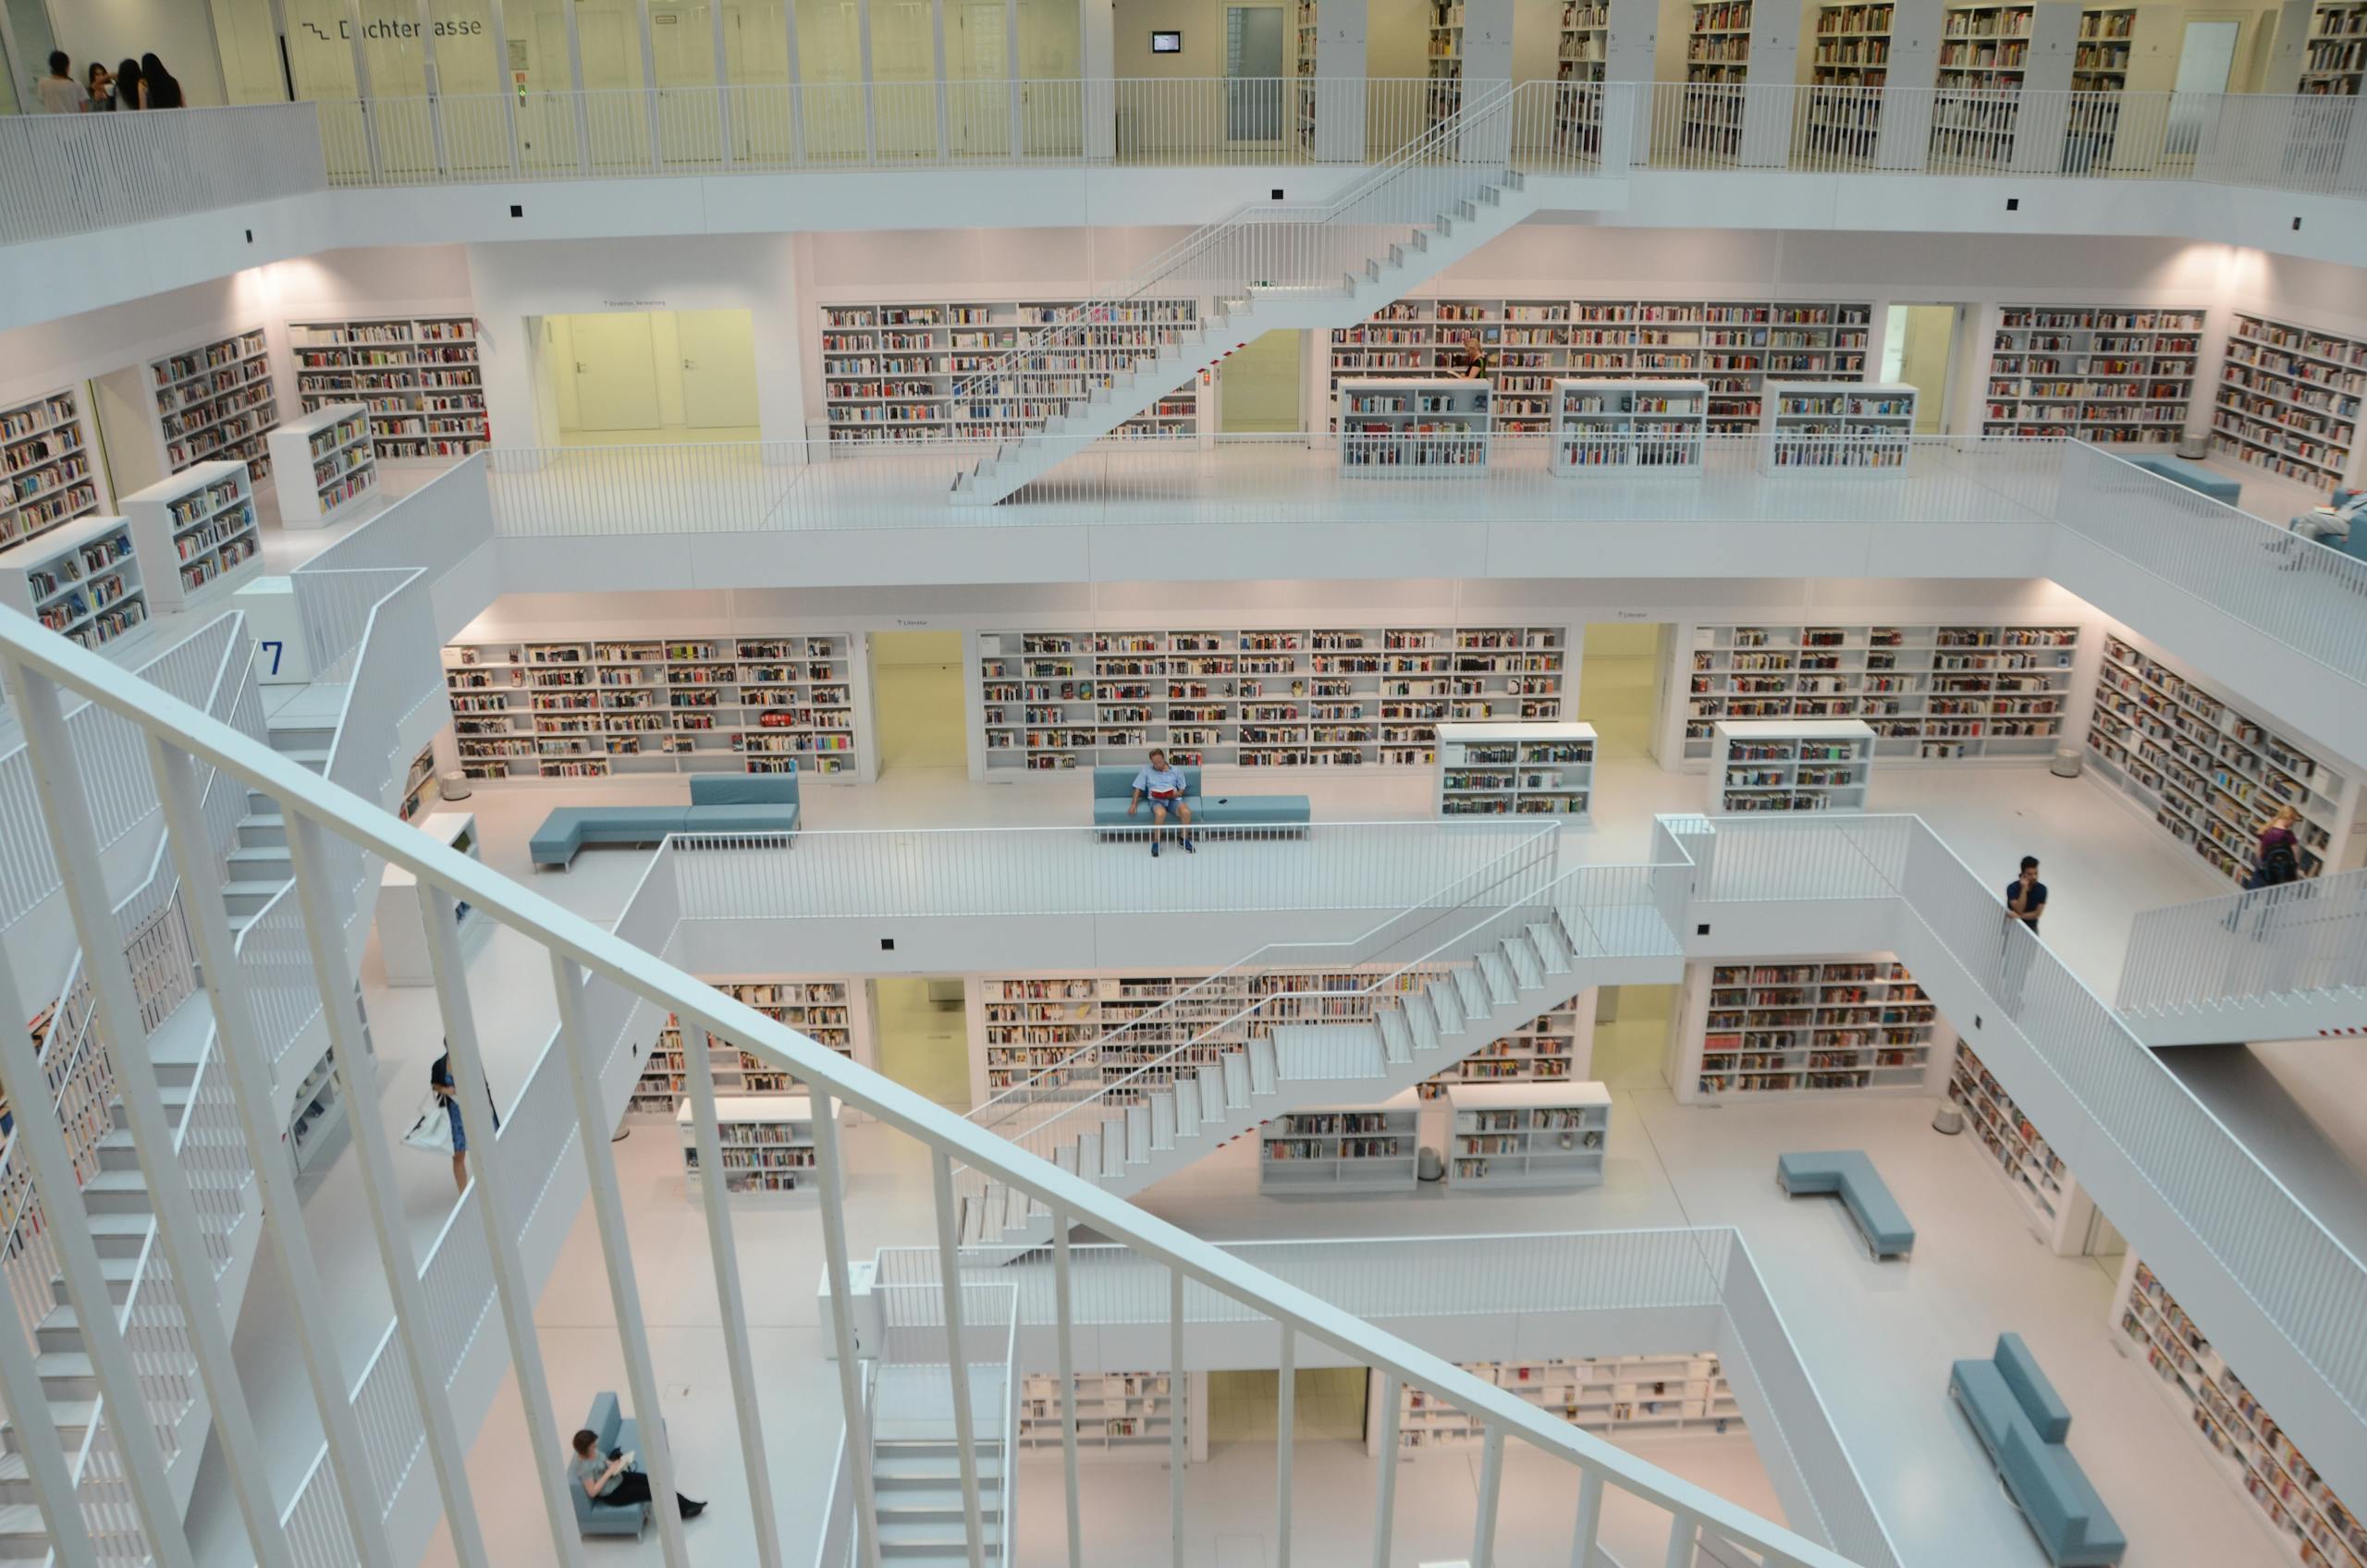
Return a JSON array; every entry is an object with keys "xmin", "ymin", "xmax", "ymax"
[{"xmin": 2250, "ymin": 806, "xmax": 2301, "ymax": 890}]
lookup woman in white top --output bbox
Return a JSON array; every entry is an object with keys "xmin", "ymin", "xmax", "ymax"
[
  {"xmin": 1126, "ymin": 747, "xmax": 1196, "ymax": 857},
  {"xmin": 568, "ymin": 1427, "xmax": 705, "ymax": 1519}
]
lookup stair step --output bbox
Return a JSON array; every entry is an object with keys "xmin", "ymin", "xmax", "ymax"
[
  {"xmin": 1377, "ymin": 1006, "xmax": 1415, "ymax": 1064},
  {"xmin": 1404, "ymin": 992, "xmax": 1442, "ymax": 1052},
  {"xmin": 219, "ymin": 878, "xmax": 286, "ymax": 916},
  {"xmin": 83, "ymin": 1208, "xmax": 154, "ymax": 1259},
  {"xmin": 0, "ymin": 1501, "xmax": 69, "ymax": 1552},
  {"xmin": 0, "ymin": 1455, "xmax": 34, "ymax": 1507},
  {"xmin": 872, "ymin": 1450, "xmax": 1004, "ymax": 1487},
  {"xmin": 1220, "ymin": 1052, "xmax": 1250, "ymax": 1109},
  {"xmin": 32, "ymin": 1351, "xmax": 96, "ymax": 1402},
  {"xmin": 876, "ymin": 1488, "xmax": 1006, "ymax": 1525},
  {"xmin": 1247, "ymin": 1036, "xmax": 1279, "ymax": 1096},
  {"xmin": 1502, "ymin": 934, "xmax": 1545, "ymax": 992},
  {"xmin": 93, "ymin": 1130, "xmax": 145, "ymax": 1173},
  {"xmin": 1527, "ymin": 922, "xmax": 1573, "ymax": 974},
  {"xmin": 1451, "ymin": 964, "xmax": 1489, "ymax": 1017},
  {"xmin": 32, "ymin": 1307, "xmax": 81, "ymax": 1354},
  {"xmin": 79, "ymin": 1169, "xmax": 153, "ymax": 1216},
  {"xmin": 276, "ymin": 747, "xmax": 329, "ymax": 774},
  {"xmin": 47, "ymin": 1254, "xmax": 144, "ymax": 1307},
  {"xmin": 1123, "ymin": 1103, "xmax": 1151, "ymax": 1165},
  {"xmin": 1, "ymin": 1404, "xmax": 93, "ymax": 1458},
  {"xmin": 1476, "ymin": 949, "xmax": 1516, "ymax": 1007},
  {"xmin": 237, "ymin": 812, "xmax": 288, "ymax": 848},
  {"xmin": 110, "ymin": 1082, "xmax": 194, "ymax": 1132},
  {"xmin": 1171, "ymin": 1075, "xmax": 1200, "ymax": 1140},
  {"xmin": 1078, "ymin": 1132, "xmax": 1103, "ymax": 1183},
  {"xmin": 1148, "ymin": 1093, "xmax": 1175, "ymax": 1153},
  {"xmin": 1427, "ymin": 979, "xmax": 1466, "ymax": 1035},
  {"xmin": 1098, "ymin": 1121, "xmax": 1126, "ymax": 1180},
  {"xmin": 226, "ymin": 845, "xmax": 292, "ymax": 877}
]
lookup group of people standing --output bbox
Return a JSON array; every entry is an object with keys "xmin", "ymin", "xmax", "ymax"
[{"xmin": 35, "ymin": 50, "xmax": 184, "ymax": 115}]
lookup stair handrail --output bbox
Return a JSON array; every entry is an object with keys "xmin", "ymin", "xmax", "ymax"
[
  {"xmin": 964, "ymin": 818, "xmax": 1563, "ymax": 1137},
  {"xmin": 2115, "ymin": 864, "xmax": 2367, "ymax": 1019},
  {"xmin": 945, "ymin": 82, "xmax": 1519, "ymax": 423},
  {"xmin": 984, "ymin": 853, "xmax": 1675, "ymax": 1183}
]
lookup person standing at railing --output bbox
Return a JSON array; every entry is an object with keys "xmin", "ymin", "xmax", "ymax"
[
  {"xmin": 1998, "ymin": 855, "xmax": 2046, "ymax": 1011},
  {"xmin": 138, "ymin": 54, "xmax": 183, "ymax": 110},
  {"xmin": 112, "ymin": 59, "xmax": 142, "ymax": 113},
  {"xmin": 36, "ymin": 53, "xmax": 85, "ymax": 114}
]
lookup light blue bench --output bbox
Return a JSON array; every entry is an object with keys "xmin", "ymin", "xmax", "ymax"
[
  {"xmin": 572, "ymin": 1390, "xmax": 651, "ymax": 1538},
  {"xmin": 1089, "ymin": 766, "xmax": 1311, "ymax": 839},
  {"xmin": 1951, "ymin": 1335, "xmax": 2126, "ymax": 1566},
  {"xmin": 1776, "ymin": 1150, "xmax": 1915, "ymax": 1258},
  {"xmin": 2122, "ymin": 453, "xmax": 2242, "ymax": 507},
  {"xmin": 531, "ymin": 773, "xmax": 801, "ymax": 870}
]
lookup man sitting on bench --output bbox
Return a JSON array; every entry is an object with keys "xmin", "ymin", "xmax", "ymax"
[{"xmin": 1128, "ymin": 748, "xmax": 1196, "ymax": 858}]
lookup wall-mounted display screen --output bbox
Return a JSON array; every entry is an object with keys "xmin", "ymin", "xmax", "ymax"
[{"xmin": 1151, "ymin": 31, "xmax": 1183, "ymax": 52}]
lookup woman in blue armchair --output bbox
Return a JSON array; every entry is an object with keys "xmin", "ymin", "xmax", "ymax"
[{"xmin": 569, "ymin": 1427, "xmax": 706, "ymax": 1519}]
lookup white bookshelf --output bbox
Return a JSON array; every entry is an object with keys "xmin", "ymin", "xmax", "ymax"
[
  {"xmin": 818, "ymin": 299, "xmax": 1198, "ymax": 445},
  {"xmin": 1380, "ymin": 1354, "xmax": 1743, "ymax": 1452},
  {"xmin": 1985, "ymin": 305, "xmax": 2205, "ymax": 444},
  {"xmin": 1806, "ymin": 2, "xmax": 1895, "ymax": 161},
  {"xmin": 1677, "ymin": 954, "xmax": 1941, "ymax": 1102},
  {"xmin": 1444, "ymin": 1081, "xmax": 1610, "ymax": 1188},
  {"xmin": 1259, "ymin": 1091, "xmax": 1421, "ymax": 1195},
  {"xmin": 1551, "ymin": 0, "xmax": 1611, "ymax": 156},
  {"xmin": 1, "ymin": 387, "xmax": 102, "ymax": 552},
  {"xmin": 2116, "ymin": 1255, "xmax": 2367, "ymax": 1568},
  {"xmin": 1682, "ymin": 620, "xmax": 2080, "ymax": 763},
  {"xmin": 681, "ymin": 1095, "xmax": 824, "ymax": 1195},
  {"xmin": 1434, "ymin": 720, "xmax": 1595, "ymax": 819},
  {"xmin": 1684, "ymin": 0, "xmax": 1753, "ymax": 157},
  {"xmin": 444, "ymin": 633, "xmax": 862, "ymax": 781},
  {"xmin": 288, "ymin": 314, "xmax": 488, "ymax": 459},
  {"xmin": 631, "ymin": 981, "xmax": 858, "ymax": 1118},
  {"xmin": 978, "ymin": 625, "xmax": 1564, "ymax": 773},
  {"xmin": 0, "ymin": 514, "xmax": 147, "ymax": 652},
  {"xmin": 1551, "ymin": 379, "xmax": 1707, "ymax": 473},
  {"xmin": 1947, "ymin": 1040, "xmax": 2096, "ymax": 1254},
  {"xmin": 267, "ymin": 404, "xmax": 378, "ymax": 528},
  {"xmin": 972, "ymin": 968, "xmax": 1586, "ymax": 1106},
  {"xmin": 2303, "ymin": 0, "xmax": 2367, "ymax": 94},
  {"xmin": 1709, "ymin": 719, "xmax": 1874, "ymax": 814},
  {"xmin": 1337, "ymin": 379, "xmax": 1491, "ymax": 474},
  {"xmin": 399, "ymin": 741, "xmax": 436, "ymax": 822},
  {"xmin": 1019, "ymin": 1370, "xmax": 1200, "ymax": 1459},
  {"xmin": 150, "ymin": 328, "xmax": 276, "ymax": 482},
  {"xmin": 2211, "ymin": 312, "xmax": 2366, "ymax": 489},
  {"xmin": 119, "ymin": 460, "xmax": 262, "ymax": 612},
  {"xmin": 2086, "ymin": 631, "xmax": 2358, "ymax": 887},
  {"xmin": 1331, "ymin": 299, "xmax": 1870, "ymax": 435},
  {"xmin": 1294, "ymin": 0, "xmax": 1318, "ymax": 152},
  {"xmin": 1427, "ymin": 0, "xmax": 1465, "ymax": 124},
  {"xmin": 2074, "ymin": 5, "xmax": 2134, "ymax": 89},
  {"xmin": 1932, "ymin": 2, "xmax": 2033, "ymax": 166},
  {"xmin": 1760, "ymin": 381, "xmax": 1916, "ymax": 472}
]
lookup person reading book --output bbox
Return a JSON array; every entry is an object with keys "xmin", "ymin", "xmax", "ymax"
[
  {"xmin": 1127, "ymin": 748, "xmax": 1196, "ymax": 858},
  {"xmin": 570, "ymin": 1428, "xmax": 705, "ymax": 1519}
]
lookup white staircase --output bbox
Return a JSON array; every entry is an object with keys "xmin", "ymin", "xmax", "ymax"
[
  {"xmin": 949, "ymin": 91, "xmax": 1539, "ymax": 506},
  {"xmin": 960, "ymin": 909, "xmax": 1680, "ymax": 1252},
  {"xmin": 2116, "ymin": 866, "xmax": 2367, "ymax": 1047},
  {"xmin": 866, "ymin": 1365, "xmax": 1012, "ymax": 1565}
]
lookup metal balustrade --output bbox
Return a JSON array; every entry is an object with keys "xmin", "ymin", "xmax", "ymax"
[
  {"xmin": 0, "ymin": 103, "xmax": 326, "ymax": 244},
  {"xmin": 2116, "ymin": 867, "xmax": 2367, "ymax": 1023}
]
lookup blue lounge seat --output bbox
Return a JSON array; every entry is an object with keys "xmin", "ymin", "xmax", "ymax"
[
  {"xmin": 1950, "ymin": 1335, "xmax": 2126, "ymax": 1566},
  {"xmin": 530, "ymin": 773, "xmax": 802, "ymax": 870},
  {"xmin": 2122, "ymin": 453, "xmax": 2242, "ymax": 507},
  {"xmin": 1776, "ymin": 1150, "xmax": 1915, "ymax": 1257},
  {"xmin": 571, "ymin": 1391, "xmax": 651, "ymax": 1538},
  {"xmin": 1089, "ymin": 766, "xmax": 1311, "ymax": 838}
]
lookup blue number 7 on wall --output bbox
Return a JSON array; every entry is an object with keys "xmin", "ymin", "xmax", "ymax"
[{"xmin": 260, "ymin": 640, "xmax": 285, "ymax": 676}]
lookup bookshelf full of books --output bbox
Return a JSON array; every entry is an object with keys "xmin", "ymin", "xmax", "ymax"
[
  {"xmin": 1946, "ymin": 1040, "xmax": 2096, "ymax": 1253},
  {"xmin": 1019, "ymin": 1371, "xmax": 1199, "ymax": 1459},
  {"xmin": 1551, "ymin": 379, "xmax": 1708, "ymax": 472},
  {"xmin": 2210, "ymin": 312, "xmax": 2366, "ymax": 489},
  {"xmin": 1681, "ymin": 620, "xmax": 2083, "ymax": 763},
  {"xmin": 2303, "ymin": 0, "xmax": 2367, "ymax": 93},
  {"xmin": 630, "ymin": 981, "xmax": 858, "ymax": 1117},
  {"xmin": 2064, "ymin": 6, "xmax": 2135, "ymax": 166},
  {"xmin": 1444, "ymin": 1081, "xmax": 1611, "ymax": 1187},
  {"xmin": 288, "ymin": 314, "xmax": 488, "ymax": 458},
  {"xmin": 1329, "ymin": 298, "xmax": 1871, "ymax": 435},
  {"xmin": 1428, "ymin": 0, "xmax": 1466, "ymax": 122},
  {"xmin": 2116, "ymin": 1255, "xmax": 2367, "ymax": 1568},
  {"xmin": 1685, "ymin": 0, "xmax": 1754, "ymax": 157},
  {"xmin": 149, "ymin": 328, "xmax": 277, "ymax": 483},
  {"xmin": 400, "ymin": 742, "xmax": 436, "ymax": 821},
  {"xmin": 1258, "ymin": 1091, "xmax": 1422, "ymax": 1194},
  {"xmin": 972, "ymin": 969, "xmax": 1589, "ymax": 1106},
  {"xmin": 977, "ymin": 624, "xmax": 1564, "ymax": 773},
  {"xmin": 1708, "ymin": 719, "xmax": 1875, "ymax": 813},
  {"xmin": 1807, "ymin": 2, "xmax": 1894, "ymax": 160},
  {"xmin": 2, "ymin": 388, "xmax": 102, "ymax": 552},
  {"xmin": 266, "ymin": 404, "xmax": 378, "ymax": 527},
  {"xmin": 1931, "ymin": 2, "xmax": 2036, "ymax": 166},
  {"xmin": 2084, "ymin": 631, "xmax": 2357, "ymax": 887},
  {"xmin": 1677, "ymin": 955, "xmax": 1942, "ymax": 1103},
  {"xmin": 680, "ymin": 1096, "xmax": 824, "ymax": 1196},
  {"xmin": 1379, "ymin": 1354, "xmax": 1743, "ymax": 1452},
  {"xmin": 1337, "ymin": 379, "xmax": 1491, "ymax": 473},
  {"xmin": 1433, "ymin": 720, "xmax": 1595, "ymax": 819},
  {"xmin": 1984, "ymin": 303, "xmax": 2205, "ymax": 443},
  {"xmin": 1552, "ymin": 0, "xmax": 1612, "ymax": 155},
  {"xmin": 444, "ymin": 633, "xmax": 863, "ymax": 781},
  {"xmin": 1295, "ymin": 0, "xmax": 1318, "ymax": 150},
  {"xmin": 0, "ymin": 515, "xmax": 148, "ymax": 653},
  {"xmin": 1760, "ymin": 381, "xmax": 1916, "ymax": 472},
  {"xmin": 818, "ymin": 299, "xmax": 1199, "ymax": 445},
  {"xmin": 117, "ymin": 460, "xmax": 263, "ymax": 612}
]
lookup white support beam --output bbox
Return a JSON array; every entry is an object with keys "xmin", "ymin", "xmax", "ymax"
[
  {"xmin": 813, "ymin": 1089, "xmax": 883, "ymax": 1568},
  {"xmin": 549, "ymin": 951, "xmax": 692, "ymax": 1568},
  {"xmin": 1570, "ymin": 1469, "xmax": 1605, "ymax": 1567},
  {"xmin": 1276, "ymin": 1328, "xmax": 1295, "ymax": 1568},
  {"xmin": 1371, "ymin": 1373, "xmax": 1400, "ymax": 1568},
  {"xmin": 1053, "ymin": 1211, "xmax": 1083, "ymax": 1568},
  {"xmin": 1170, "ymin": 1267, "xmax": 1185, "ymax": 1568},
  {"xmin": 928, "ymin": 1152, "xmax": 987, "ymax": 1568},
  {"xmin": 1474, "ymin": 1425, "xmax": 1505, "ymax": 1568}
]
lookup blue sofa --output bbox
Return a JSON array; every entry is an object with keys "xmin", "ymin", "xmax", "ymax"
[
  {"xmin": 572, "ymin": 1391, "xmax": 651, "ymax": 1538},
  {"xmin": 531, "ymin": 772, "xmax": 802, "ymax": 870},
  {"xmin": 1089, "ymin": 766, "xmax": 1311, "ymax": 839},
  {"xmin": 1776, "ymin": 1150, "xmax": 1915, "ymax": 1258},
  {"xmin": 1951, "ymin": 1335, "xmax": 2126, "ymax": 1566},
  {"xmin": 2122, "ymin": 453, "xmax": 2242, "ymax": 507}
]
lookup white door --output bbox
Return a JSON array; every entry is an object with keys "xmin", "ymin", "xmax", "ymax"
[
  {"xmin": 2167, "ymin": 20, "xmax": 2240, "ymax": 155},
  {"xmin": 677, "ymin": 310, "xmax": 764, "ymax": 429},
  {"xmin": 570, "ymin": 313, "xmax": 666, "ymax": 431}
]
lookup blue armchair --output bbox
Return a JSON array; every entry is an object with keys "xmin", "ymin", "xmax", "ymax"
[{"xmin": 571, "ymin": 1392, "xmax": 651, "ymax": 1539}]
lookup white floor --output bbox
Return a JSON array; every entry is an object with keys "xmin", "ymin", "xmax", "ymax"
[{"xmin": 182, "ymin": 753, "xmax": 2351, "ymax": 1568}]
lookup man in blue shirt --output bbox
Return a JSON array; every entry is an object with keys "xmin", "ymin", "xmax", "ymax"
[
  {"xmin": 1999, "ymin": 855, "xmax": 2046, "ymax": 1011},
  {"xmin": 1127, "ymin": 748, "xmax": 1196, "ymax": 857}
]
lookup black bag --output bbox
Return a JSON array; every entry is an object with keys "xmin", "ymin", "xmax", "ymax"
[{"xmin": 2258, "ymin": 838, "xmax": 2300, "ymax": 887}]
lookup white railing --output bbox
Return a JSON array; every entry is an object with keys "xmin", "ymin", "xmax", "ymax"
[
  {"xmin": 1688, "ymin": 813, "xmax": 2367, "ymax": 1436},
  {"xmin": 2115, "ymin": 867, "xmax": 2367, "ymax": 1022},
  {"xmin": 0, "ymin": 102, "xmax": 326, "ymax": 245},
  {"xmin": 0, "ymin": 566, "xmax": 1874, "ymax": 1568}
]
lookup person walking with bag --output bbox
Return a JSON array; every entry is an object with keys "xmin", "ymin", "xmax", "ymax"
[
  {"xmin": 2250, "ymin": 806, "xmax": 2301, "ymax": 891},
  {"xmin": 428, "ymin": 1046, "xmax": 500, "ymax": 1195}
]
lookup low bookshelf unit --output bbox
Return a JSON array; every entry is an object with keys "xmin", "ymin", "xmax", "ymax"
[
  {"xmin": 1378, "ymin": 1354, "xmax": 1743, "ymax": 1452},
  {"xmin": 1338, "ymin": 379, "xmax": 1492, "ymax": 473},
  {"xmin": 1444, "ymin": 1081, "xmax": 1611, "ymax": 1188},
  {"xmin": 1760, "ymin": 380, "xmax": 1917, "ymax": 472},
  {"xmin": 119, "ymin": 460, "xmax": 262, "ymax": 612},
  {"xmin": 1257, "ymin": 1091, "xmax": 1421, "ymax": 1195},
  {"xmin": 0, "ymin": 515, "xmax": 147, "ymax": 653},
  {"xmin": 1674, "ymin": 954, "xmax": 1944, "ymax": 1104},
  {"xmin": 266, "ymin": 404, "xmax": 378, "ymax": 528},
  {"xmin": 680, "ymin": 1096, "xmax": 825, "ymax": 1196},
  {"xmin": 1551, "ymin": 379, "xmax": 1709, "ymax": 472},
  {"xmin": 1434, "ymin": 720, "xmax": 1595, "ymax": 819},
  {"xmin": 1708, "ymin": 718, "xmax": 1875, "ymax": 813}
]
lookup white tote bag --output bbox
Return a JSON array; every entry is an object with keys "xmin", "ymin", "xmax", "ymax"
[{"xmin": 402, "ymin": 1093, "xmax": 454, "ymax": 1156}]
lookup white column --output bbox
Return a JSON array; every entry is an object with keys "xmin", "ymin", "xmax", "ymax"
[
  {"xmin": 1472, "ymin": 1426, "xmax": 1505, "ymax": 1567},
  {"xmin": 1369, "ymin": 1373, "xmax": 1400, "ymax": 1568},
  {"xmin": 415, "ymin": 0, "xmax": 451, "ymax": 173},
  {"xmin": 549, "ymin": 953, "xmax": 692, "ymax": 1568},
  {"xmin": 812, "ymin": 1089, "xmax": 883, "ymax": 1568},
  {"xmin": 1662, "ymin": 1509, "xmax": 1698, "ymax": 1568},
  {"xmin": 341, "ymin": 0, "xmax": 384, "ymax": 177},
  {"xmin": 2261, "ymin": 0, "xmax": 2312, "ymax": 93},
  {"xmin": 1274, "ymin": 1329, "xmax": 1294, "ymax": 1568},
  {"xmin": 1568, "ymin": 1469, "xmax": 1605, "ymax": 1567},
  {"xmin": 1053, "ymin": 1212, "xmax": 1084, "ymax": 1568},
  {"xmin": 1169, "ymin": 1268, "xmax": 1185, "ymax": 1568},
  {"xmin": 2013, "ymin": 4, "xmax": 2080, "ymax": 174},
  {"xmin": 927, "ymin": 1153, "xmax": 987, "ymax": 1567},
  {"xmin": 713, "ymin": 0, "xmax": 737, "ymax": 165},
  {"xmin": 1601, "ymin": 0, "xmax": 1659, "ymax": 168},
  {"xmin": 1315, "ymin": 0, "xmax": 1369, "ymax": 162},
  {"xmin": 1084, "ymin": 0, "xmax": 1116, "ymax": 158},
  {"xmin": 1738, "ymin": 1, "xmax": 1799, "ymax": 165},
  {"xmin": 484, "ymin": 0, "xmax": 524, "ymax": 170},
  {"xmin": 1875, "ymin": 0, "xmax": 1945, "ymax": 168},
  {"xmin": 416, "ymin": 885, "xmax": 593, "ymax": 1568}
]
